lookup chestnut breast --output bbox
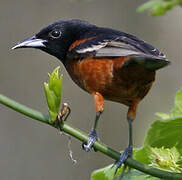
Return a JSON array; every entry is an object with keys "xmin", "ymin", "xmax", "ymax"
[{"xmin": 65, "ymin": 57, "xmax": 156, "ymax": 106}]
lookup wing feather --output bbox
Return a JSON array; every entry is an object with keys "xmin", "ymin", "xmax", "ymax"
[{"xmin": 68, "ymin": 34, "xmax": 169, "ymax": 70}]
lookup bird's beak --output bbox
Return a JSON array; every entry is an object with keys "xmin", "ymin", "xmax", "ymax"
[{"xmin": 12, "ymin": 35, "xmax": 47, "ymax": 50}]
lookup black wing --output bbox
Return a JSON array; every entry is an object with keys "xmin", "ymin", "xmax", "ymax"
[{"xmin": 68, "ymin": 33, "xmax": 170, "ymax": 71}]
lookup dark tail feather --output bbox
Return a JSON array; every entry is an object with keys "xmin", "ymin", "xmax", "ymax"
[{"xmin": 124, "ymin": 55, "xmax": 170, "ymax": 71}]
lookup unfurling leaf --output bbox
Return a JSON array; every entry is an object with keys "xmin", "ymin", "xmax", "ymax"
[
  {"xmin": 44, "ymin": 66, "xmax": 63, "ymax": 123},
  {"xmin": 147, "ymin": 147, "xmax": 182, "ymax": 172}
]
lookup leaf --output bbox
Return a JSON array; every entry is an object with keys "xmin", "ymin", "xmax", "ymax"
[
  {"xmin": 137, "ymin": 0, "xmax": 164, "ymax": 15},
  {"xmin": 137, "ymin": 0, "xmax": 161, "ymax": 12},
  {"xmin": 171, "ymin": 88, "xmax": 182, "ymax": 116},
  {"xmin": 91, "ymin": 146, "xmax": 182, "ymax": 180},
  {"xmin": 136, "ymin": 89, "xmax": 182, "ymax": 172},
  {"xmin": 147, "ymin": 147, "xmax": 182, "ymax": 172},
  {"xmin": 144, "ymin": 116, "xmax": 182, "ymax": 149},
  {"xmin": 137, "ymin": 0, "xmax": 182, "ymax": 16},
  {"xmin": 91, "ymin": 167, "xmax": 160, "ymax": 180},
  {"xmin": 134, "ymin": 148, "xmax": 150, "ymax": 164},
  {"xmin": 143, "ymin": 88, "xmax": 182, "ymax": 149},
  {"xmin": 44, "ymin": 66, "xmax": 63, "ymax": 123},
  {"xmin": 91, "ymin": 164, "xmax": 115, "ymax": 180},
  {"xmin": 91, "ymin": 149, "xmax": 160, "ymax": 180},
  {"xmin": 121, "ymin": 170, "xmax": 159, "ymax": 180},
  {"xmin": 155, "ymin": 112, "xmax": 170, "ymax": 120}
]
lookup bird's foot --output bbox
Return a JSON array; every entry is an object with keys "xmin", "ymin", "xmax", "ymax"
[
  {"xmin": 114, "ymin": 146, "xmax": 133, "ymax": 179},
  {"xmin": 82, "ymin": 129, "xmax": 98, "ymax": 152}
]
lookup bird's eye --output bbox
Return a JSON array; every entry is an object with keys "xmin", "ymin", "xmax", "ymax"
[{"xmin": 50, "ymin": 30, "xmax": 61, "ymax": 39}]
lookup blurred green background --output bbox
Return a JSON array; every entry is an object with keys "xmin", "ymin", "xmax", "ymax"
[{"xmin": 0, "ymin": 0, "xmax": 181, "ymax": 179}]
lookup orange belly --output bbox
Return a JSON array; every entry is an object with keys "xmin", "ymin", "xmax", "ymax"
[{"xmin": 65, "ymin": 57, "xmax": 155, "ymax": 106}]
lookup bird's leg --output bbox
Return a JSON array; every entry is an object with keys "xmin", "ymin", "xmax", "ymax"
[
  {"xmin": 115, "ymin": 101, "xmax": 138, "ymax": 177},
  {"xmin": 83, "ymin": 92, "xmax": 104, "ymax": 152},
  {"xmin": 83, "ymin": 111, "xmax": 102, "ymax": 152}
]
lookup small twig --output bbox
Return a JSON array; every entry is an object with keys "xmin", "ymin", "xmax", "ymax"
[
  {"xmin": 56, "ymin": 103, "xmax": 71, "ymax": 132},
  {"xmin": 57, "ymin": 103, "xmax": 71, "ymax": 122},
  {"xmin": 0, "ymin": 93, "xmax": 182, "ymax": 180}
]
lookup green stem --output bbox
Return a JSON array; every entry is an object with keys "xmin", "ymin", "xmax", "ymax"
[
  {"xmin": 0, "ymin": 94, "xmax": 50, "ymax": 124},
  {"xmin": 0, "ymin": 93, "xmax": 182, "ymax": 180}
]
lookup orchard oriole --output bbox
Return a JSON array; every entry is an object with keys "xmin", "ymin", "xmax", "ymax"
[{"xmin": 12, "ymin": 19, "xmax": 170, "ymax": 174}]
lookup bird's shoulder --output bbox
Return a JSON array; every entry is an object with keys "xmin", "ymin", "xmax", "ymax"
[
  {"xmin": 66, "ymin": 26, "xmax": 169, "ymax": 70},
  {"xmin": 67, "ymin": 27, "xmax": 166, "ymax": 59}
]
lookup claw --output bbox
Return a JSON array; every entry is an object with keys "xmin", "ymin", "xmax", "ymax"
[
  {"xmin": 114, "ymin": 146, "xmax": 133, "ymax": 178},
  {"xmin": 82, "ymin": 129, "xmax": 98, "ymax": 152}
]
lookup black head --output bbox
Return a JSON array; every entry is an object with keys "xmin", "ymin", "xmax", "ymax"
[{"xmin": 12, "ymin": 19, "xmax": 97, "ymax": 63}]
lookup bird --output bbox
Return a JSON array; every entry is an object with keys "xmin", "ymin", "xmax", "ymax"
[{"xmin": 12, "ymin": 19, "xmax": 170, "ymax": 174}]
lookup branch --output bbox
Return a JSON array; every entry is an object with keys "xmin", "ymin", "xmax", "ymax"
[{"xmin": 0, "ymin": 93, "xmax": 182, "ymax": 180}]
